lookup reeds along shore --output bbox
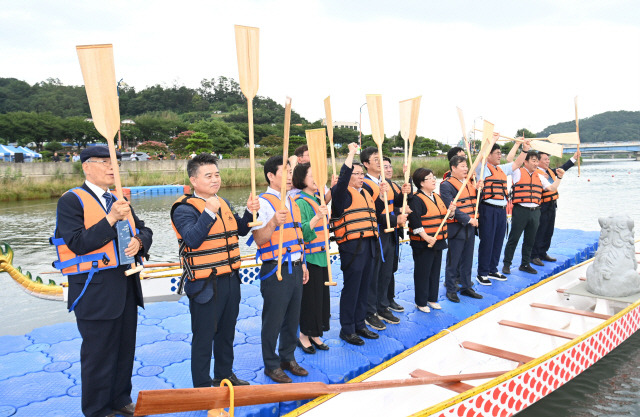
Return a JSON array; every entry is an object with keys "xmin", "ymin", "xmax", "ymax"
[{"xmin": 0, "ymin": 155, "xmax": 572, "ymax": 202}]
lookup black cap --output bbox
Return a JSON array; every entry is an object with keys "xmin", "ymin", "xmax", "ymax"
[{"xmin": 80, "ymin": 146, "xmax": 120, "ymax": 163}]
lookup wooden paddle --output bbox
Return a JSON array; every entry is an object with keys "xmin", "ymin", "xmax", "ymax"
[
  {"xmin": 276, "ymin": 97, "xmax": 293, "ymax": 281},
  {"xmin": 235, "ymin": 25, "xmax": 262, "ymax": 227},
  {"xmin": 485, "ymin": 131, "xmax": 564, "ymax": 158},
  {"xmin": 546, "ymin": 132, "xmax": 580, "ymax": 144},
  {"xmin": 76, "ymin": 44, "xmax": 143, "ymax": 276},
  {"xmin": 323, "ymin": 96, "xmax": 338, "ymax": 179},
  {"xmin": 399, "ymin": 96, "xmax": 421, "ymax": 215},
  {"xmin": 366, "ymin": 94, "xmax": 394, "ymax": 233},
  {"xmin": 428, "ymin": 121, "xmax": 496, "ymax": 247},
  {"xmin": 305, "ymin": 128, "xmax": 337, "ymax": 286},
  {"xmin": 456, "ymin": 107, "xmax": 473, "ymax": 162},
  {"xmin": 133, "ymin": 370, "xmax": 509, "ymax": 415},
  {"xmin": 575, "ymin": 96, "xmax": 581, "ymax": 176}
]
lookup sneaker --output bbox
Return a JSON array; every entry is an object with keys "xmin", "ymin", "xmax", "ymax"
[
  {"xmin": 388, "ymin": 300, "xmax": 405, "ymax": 312},
  {"xmin": 531, "ymin": 258, "xmax": 544, "ymax": 267},
  {"xmin": 502, "ymin": 265, "xmax": 511, "ymax": 275},
  {"xmin": 488, "ymin": 272, "xmax": 507, "ymax": 281},
  {"xmin": 476, "ymin": 276, "xmax": 492, "ymax": 286},
  {"xmin": 427, "ymin": 302, "xmax": 442, "ymax": 310},
  {"xmin": 365, "ymin": 314, "xmax": 386, "ymax": 330},
  {"xmin": 519, "ymin": 264, "xmax": 538, "ymax": 274},
  {"xmin": 377, "ymin": 309, "xmax": 400, "ymax": 324},
  {"xmin": 417, "ymin": 305, "xmax": 431, "ymax": 313}
]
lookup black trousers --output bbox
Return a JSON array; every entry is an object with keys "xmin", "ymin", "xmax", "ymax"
[
  {"xmin": 339, "ymin": 238, "xmax": 375, "ymax": 334},
  {"xmin": 299, "ymin": 263, "xmax": 330, "ymax": 337},
  {"xmin": 368, "ymin": 232, "xmax": 395, "ymax": 316},
  {"xmin": 188, "ymin": 271, "xmax": 240, "ymax": 387},
  {"xmin": 260, "ymin": 261, "xmax": 303, "ymax": 370},
  {"xmin": 76, "ymin": 276, "xmax": 138, "ymax": 417},
  {"xmin": 503, "ymin": 204, "xmax": 541, "ymax": 267},
  {"xmin": 531, "ymin": 201, "xmax": 556, "ymax": 259},
  {"xmin": 412, "ymin": 245, "xmax": 443, "ymax": 306},
  {"xmin": 477, "ymin": 203, "xmax": 507, "ymax": 277},
  {"xmin": 445, "ymin": 234, "xmax": 475, "ymax": 293}
]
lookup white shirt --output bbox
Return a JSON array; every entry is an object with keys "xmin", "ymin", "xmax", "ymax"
[
  {"xmin": 85, "ymin": 180, "xmax": 111, "ymax": 211},
  {"xmin": 365, "ymin": 173, "xmax": 381, "ymax": 185},
  {"xmin": 193, "ymin": 191, "xmax": 216, "ymax": 220},
  {"xmin": 511, "ymin": 168, "xmax": 552, "ymax": 208},
  {"xmin": 251, "ymin": 186, "xmax": 301, "ymax": 261}
]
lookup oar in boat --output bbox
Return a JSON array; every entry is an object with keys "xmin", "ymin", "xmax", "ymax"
[
  {"xmin": 133, "ymin": 370, "xmax": 509, "ymax": 415},
  {"xmin": 234, "ymin": 24, "xmax": 262, "ymax": 227},
  {"xmin": 428, "ymin": 120, "xmax": 496, "ymax": 247},
  {"xmin": 399, "ymin": 96, "xmax": 421, "ymax": 216},
  {"xmin": 76, "ymin": 44, "xmax": 143, "ymax": 276},
  {"xmin": 305, "ymin": 128, "xmax": 337, "ymax": 286},
  {"xmin": 276, "ymin": 97, "xmax": 293, "ymax": 281},
  {"xmin": 575, "ymin": 96, "xmax": 581, "ymax": 176},
  {"xmin": 455, "ymin": 106, "xmax": 474, "ymax": 162},
  {"xmin": 323, "ymin": 96, "xmax": 338, "ymax": 179},
  {"xmin": 366, "ymin": 94, "xmax": 394, "ymax": 233}
]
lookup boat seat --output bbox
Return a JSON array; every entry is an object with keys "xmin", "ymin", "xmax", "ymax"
[
  {"xmin": 461, "ymin": 341, "xmax": 534, "ymax": 365},
  {"xmin": 530, "ymin": 302, "xmax": 611, "ymax": 320},
  {"xmin": 498, "ymin": 320, "xmax": 578, "ymax": 340},
  {"xmin": 409, "ymin": 369, "xmax": 474, "ymax": 393}
]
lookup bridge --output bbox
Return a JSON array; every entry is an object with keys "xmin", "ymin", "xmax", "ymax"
[{"xmin": 563, "ymin": 141, "xmax": 640, "ymax": 160}]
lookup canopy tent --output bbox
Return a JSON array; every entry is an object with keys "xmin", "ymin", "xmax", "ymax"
[
  {"xmin": 0, "ymin": 144, "xmax": 15, "ymax": 162},
  {"xmin": 18, "ymin": 146, "xmax": 42, "ymax": 160},
  {"xmin": 0, "ymin": 144, "xmax": 41, "ymax": 162}
]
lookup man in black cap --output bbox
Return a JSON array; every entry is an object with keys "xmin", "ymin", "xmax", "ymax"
[{"xmin": 52, "ymin": 146, "xmax": 152, "ymax": 417}]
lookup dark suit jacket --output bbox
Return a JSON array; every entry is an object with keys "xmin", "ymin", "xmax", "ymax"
[
  {"xmin": 171, "ymin": 196, "xmax": 252, "ymax": 304},
  {"xmin": 56, "ymin": 183, "xmax": 152, "ymax": 320},
  {"xmin": 439, "ymin": 179, "xmax": 476, "ymax": 240}
]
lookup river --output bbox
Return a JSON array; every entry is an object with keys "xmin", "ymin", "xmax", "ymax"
[{"xmin": 1, "ymin": 159, "xmax": 639, "ymax": 415}]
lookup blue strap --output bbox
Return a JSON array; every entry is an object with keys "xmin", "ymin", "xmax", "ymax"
[
  {"xmin": 259, "ymin": 252, "xmax": 293, "ymax": 280},
  {"xmin": 68, "ymin": 264, "xmax": 99, "ymax": 312},
  {"xmin": 256, "ymin": 238, "xmax": 303, "ymax": 257},
  {"xmin": 305, "ymin": 241, "xmax": 325, "ymax": 250},
  {"xmin": 245, "ymin": 222, "xmax": 298, "ymax": 247},
  {"xmin": 54, "ymin": 253, "xmax": 109, "ymax": 271},
  {"xmin": 312, "ymin": 225, "xmax": 325, "ymax": 233},
  {"xmin": 377, "ymin": 225, "xmax": 385, "ymax": 263}
]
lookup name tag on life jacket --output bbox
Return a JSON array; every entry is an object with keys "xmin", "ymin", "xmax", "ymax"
[{"xmin": 116, "ymin": 220, "xmax": 135, "ymax": 265}]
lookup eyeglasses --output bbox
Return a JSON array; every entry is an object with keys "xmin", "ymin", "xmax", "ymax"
[
  {"xmin": 351, "ymin": 172, "xmax": 365, "ymax": 177},
  {"xmin": 86, "ymin": 159, "xmax": 121, "ymax": 167},
  {"xmin": 423, "ymin": 175, "xmax": 435, "ymax": 181}
]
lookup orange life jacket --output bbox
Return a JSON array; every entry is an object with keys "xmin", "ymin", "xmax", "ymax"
[
  {"xmin": 294, "ymin": 194, "xmax": 329, "ymax": 255},
  {"xmin": 482, "ymin": 164, "xmax": 508, "ymax": 201},
  {"xmin": 511, "ymin": 167, "xmax": 543, "ymax": 205},
  {"xmin": 443, "ymin": 176, "xmax": 477, "ymax": 223},
  {"xmin": 363, "ymin": 177, "xmax": 394, "ymax": 215},
  {"xmin": 443, "ymin": 170, "xmax": 451, "ymax": 180},
  {"xmin": 390, "ymin": 181, "xmax": 403, "ymax": 228},
  {"xmin": 539, "ymin": 168, "xmax": 559, "ymax": 203},
  {"xmin": 170, "ymin": 195, "xmax": 241, "ymax": 281},
  {"xmin": 409, "ymin": 192, "xmax": 448, "ymax": 241},
  {"xmin": 254, "ymin": 193, "xmax": 305, "ymax": 263},
  {"xmin": 331, "ymin": 187, "xmax": 379, "ymax": 244}
]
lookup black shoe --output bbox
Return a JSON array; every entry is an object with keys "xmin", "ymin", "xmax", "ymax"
[
  {"xmin": 446, "ymin": 292, "xmax": 460, "ymax": 303},
  {"xmin": 519, "ymin": 264, "xmax": 538, "ymax": 274},
  {"xmin": 264, "ymin": 367, "xmax": 292, "ymax": 383},
  {"xmin": 340, "ymin": 330, "xmax": 364, "ymax": 346},
  {"xmin": 460, "ymin": 288, "xmax": 483, "ymax": 299},
  {"xmin": 365, "ymin": 314, "xmax": 386, "ymax": 330},
  {"xmin": 212, "ymin": 373, "xmax": 250, "ymax": 387},
  {"xmin": 502, "ymin": 265, "xmax": 511, "ymax": 275},
  {"xmin": 388, "ymin": 300, "xmax": 405, "ymax": 312},
  {"xmin": 475, "ymin": 275, "xmax": 492, "ymax": 286},
  {"xmin": 309, "ymin": 338, "xmax": 329, "ymax": 351},
  {"xmin": 113, "ymin": 403, "xmax": 136, "ymax": 417},
  {"xmin": 356, "ymin": 327, "xmax": 379, "ymax": 339},
  {"xmin": 531, "ymin": 258, "xmax": 544, "ymax": 267},
  {"xmin": 280, "ymin": 360, "xmax": 308, "ymax": 377},
  {"xmin": 297, "ymin": 339, "xmax": 316, "ymax": 354},
  {"xmin": 377, "ymin": 309, "xmax": 400, "ymax": 324},
  {"xmin": 488, "ymin": 272, "xmax": 507, "ymax": 281},
  {"xmin": 542, "ymin": 254, "xmax": 557, "ymax": 262}
]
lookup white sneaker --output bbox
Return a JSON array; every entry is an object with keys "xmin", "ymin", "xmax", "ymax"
[
  {"xmin": 417, "ymin": 305, "xmax": 431, "ymax": 313},
  {"xmin": 476, "ymin": 276, "xmax": 492, "ymax": 286},
  {"xmin": 427, "ymin": 302, "xmax": 442, "ymax": 310}
]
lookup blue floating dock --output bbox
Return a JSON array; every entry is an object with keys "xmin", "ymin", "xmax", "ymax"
[
  {"xmin": 126, "ymin": 185, "xmax": 186, "ymax": 198},
  {"xmin": 0, "ymin": 229, "xmax": 599, "ymax": 417}
]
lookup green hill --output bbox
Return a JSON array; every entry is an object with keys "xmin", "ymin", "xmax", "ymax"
[{"xmin": 536, "ymin": 111, "xmax": 640, "ymax": 142}]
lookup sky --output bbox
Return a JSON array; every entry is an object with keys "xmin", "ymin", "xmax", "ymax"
[{"xmin": 2, "ymin": 0, "xmax": 639, "ymax": 144}]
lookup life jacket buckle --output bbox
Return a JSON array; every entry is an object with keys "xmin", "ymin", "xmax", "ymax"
[{"xmin": 101, "ymin": 255, "xmax": 109, "ymax": 265}]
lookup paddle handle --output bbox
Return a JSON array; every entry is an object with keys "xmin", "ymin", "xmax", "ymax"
[
  {"xmin": 318, "ymin": 192, "xmax": 336, "ymax": 286},
  {"xmin": 247, "ymin": 99, "xmax": 262, "ymax": 227},
  {"xmin": 376, "ymin": 143, "xmax": 394, "ymax": 233},
  {"xmin": 575, "ymin": 97, "xmax": 581, "ymax": 177},
  {"xmin": 328, "ymin": 133, "xmax": 337, "ymax": 179},
  {"xmin": 474, "ymin": 156, "xmax": 486, "ymax": 220},
  {"xmin": 401, "ymin": 139, "xmax": 414, "ymax": 216}
]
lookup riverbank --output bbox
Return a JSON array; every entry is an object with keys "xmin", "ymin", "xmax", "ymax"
[{"xmin": 0, "ymin": 157, "xmax": 450, "ymax": 202}]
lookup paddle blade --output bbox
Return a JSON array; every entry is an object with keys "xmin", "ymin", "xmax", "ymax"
[
  {"xmin": 235, "ymin": 25, "xmax": 259, "ymax": 99},
  {"xmin": 480, "ymin": 120, "xmax": 495, "ymax": 158},
  {"xmin": 547, "ymin": 132, "xmax": 580, "ymax": 144},
  {"xmin": 399, "ymin": 96, "xmax": 421, "ymax": 143},
  {"xmin": 76, "ymin": 44, "xmax": 120, "ymax": 142},
  {"xmin": 456, "ymin": 106, "xmax": 468, "ymax": 141},
  {"xmin": 366, "ymin": 94, "xmax": 385, "ymax": 146},
  {"xmin": 305, "ymin": 128, "xmax": 329, "ymax": 188},
  {"xmin": 324, "ymin": 96, "xmax": 334, "ymax": 143},
  {"xmin": 531, "ymin": 140, "xmax": 563, "ymax": 157}
]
